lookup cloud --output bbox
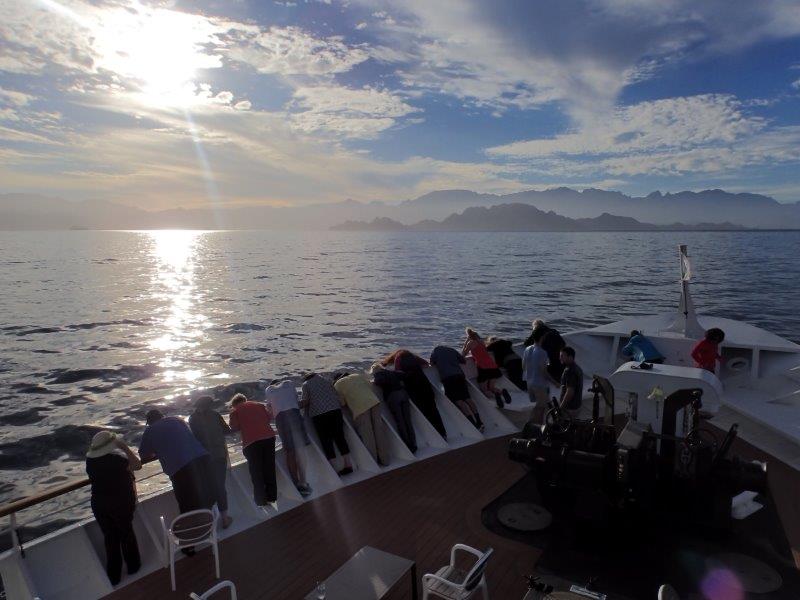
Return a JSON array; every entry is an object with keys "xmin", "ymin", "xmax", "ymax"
[
  {"xmin": 289, "ymin": 85, "xmax": 419, "ymax": 138},
  {"xmin": 221, "ymin": 25, "xmax": 370, "ymax": 75},
  {"xmin": 792, "ymin": 79, "xmax": 800, "ymax": 90},
  {"xmin": 0, "ymin": 88, "xmax": 34, "ymax": 107}
]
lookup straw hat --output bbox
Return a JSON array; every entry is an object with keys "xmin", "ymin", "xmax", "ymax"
[{"xmin": 86, "ymin": 431, "xmax": 118, "ymax": 459}]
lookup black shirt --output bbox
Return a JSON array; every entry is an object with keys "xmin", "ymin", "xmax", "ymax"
[
  {"xmin": 372, "ymin": 369, "xmax": 406, "ymax": 395},
  {"xmin": 486, "ymin": 338, "xmax": 518, "ymax": 365},
  {"xmin": 86, "ymin": 453, "xmax": 135, "ymax": 502},
  {"xmin": 560, "ymin": 363, "xmax": 584, "ymax": 410}
]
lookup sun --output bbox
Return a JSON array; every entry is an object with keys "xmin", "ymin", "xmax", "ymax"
[{"xmin": 90, "ymin": 2, "xmax": 222, "ymax": 107}]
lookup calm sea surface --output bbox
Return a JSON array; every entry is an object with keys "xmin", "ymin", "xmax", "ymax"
[{"xmin": 1, "ymin": 230, "xmax": 800, "ymax": 527}]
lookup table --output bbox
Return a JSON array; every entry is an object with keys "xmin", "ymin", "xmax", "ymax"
[{"xmin": 305, "ymin": 546, "xmax": 417, "ymax": 600}]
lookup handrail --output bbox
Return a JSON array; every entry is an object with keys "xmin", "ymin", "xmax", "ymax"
[{"xmin": 0, "ymin": 478, "xmax": 90, "ymax": 520}]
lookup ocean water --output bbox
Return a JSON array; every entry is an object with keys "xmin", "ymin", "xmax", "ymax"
[{"xmin": 1, "ymin": 229, "xmax": 800, "ymax": 529}]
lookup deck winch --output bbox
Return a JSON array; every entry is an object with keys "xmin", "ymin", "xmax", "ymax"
[{"xmin": 509, "ymin": 378, "xmax": 767, "ymax": 526}]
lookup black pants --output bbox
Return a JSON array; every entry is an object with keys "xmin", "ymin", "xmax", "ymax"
[
  {"xmin": 92, "ymin": 499, "xmax": 140, "ymax": 585},
  {"xmin": 170, "ymin": 455, "xmax": 214, "ymax": 514},
  {"xmin": 210, "ymin": 455, "xmax": 228, "ymax": 512},
  {"xmin": 243, "ymin": 437, "xmax": 277, "ymax": 505},
  {"xmin": 312, "ymin": 409, "xmax": 350, "ymax": 459},
  {"xmin": 504, "ymin": 357, "xmax": 526, "ymax": 390},
  {"xmin": 405, "ymin": 369, "xmax": 447, "ymax": 439},
  {"xmin": 385, "ymin": 391, "xmax": 417, "ymax": 453}
]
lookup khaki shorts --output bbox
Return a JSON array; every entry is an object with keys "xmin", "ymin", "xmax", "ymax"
[{"xmin": 527, "ymin": 386, "xmax": 549, "ymax": 407}]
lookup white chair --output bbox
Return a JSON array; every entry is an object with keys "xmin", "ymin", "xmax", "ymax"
[
  {"xmin": 190, "ymin": 580, "xmax": 237, "ymax": 600},
  {"xmin": 422, "ymin": 544, "xmax": 492, "ymax": 600},
  {"xmin": 161, "ymin": 509, "xmax": 220, "ymax": 592}
]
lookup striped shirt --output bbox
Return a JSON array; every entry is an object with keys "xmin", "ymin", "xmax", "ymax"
[{"xmin": 302, "ymin": 374, "xmax": 343, "ymax": 417}]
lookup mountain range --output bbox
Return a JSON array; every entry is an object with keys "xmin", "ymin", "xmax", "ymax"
[
  {"xmin": 331, "ymin": 204, "xmax": 747, "ymax": 232},
  {"xmin": 1, "ymin": 187, "xmax": 799, "ymax": 230}
]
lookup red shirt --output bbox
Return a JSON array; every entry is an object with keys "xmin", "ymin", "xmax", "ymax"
[
  {"xmin": 229, "ymin": 401, "xmax": 275, "ymax": 448},
  {"xmin": 468, "ymin": 340, "xmax": 498, "ymax": 369},
  {"xmin": 691, "ymin": 338, "xmax": 720, "ymax": 372}
]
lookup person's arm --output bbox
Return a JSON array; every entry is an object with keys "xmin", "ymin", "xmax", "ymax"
[
  {"xmin": 228, "ymin": 409, "xmax": 240, "ymax": 432},
  {"xmin": 461, "ymin": 339, "xmax": 471, "ymax": 356},
  {"xmin": 521, "ymin": 347, "xmax": 530, "ymax": 381},
  {"xmin": 621, "ymin": 340, "xmax": 634, "ymax": 357},
  {"xmin": 217, "ymin": 412, "xmax": 232, "ymax": 435},
  {"xmin": 561, "ymin": 385, "xmax": 575, "ymax": 409},
  {"xmin": 690, "ymin": 341, "xmax": 703, "ymax": 364},
  {"xmin": 137, "ymin": 429, "xmax": 157, "ymax": 464},
  {"xmin": 116, "ymin": 439, "xmax": 142, "ymax": 471}
]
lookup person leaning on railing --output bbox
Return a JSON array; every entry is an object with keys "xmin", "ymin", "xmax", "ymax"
[{"xmin": 85, "ymin": 431, "xmax": 142, "ymax": 586}]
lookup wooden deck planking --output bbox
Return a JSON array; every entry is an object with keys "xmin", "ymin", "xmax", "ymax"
[{"xmin": 107, "ymin": 435, "xmax": 538, "ymax": 600}]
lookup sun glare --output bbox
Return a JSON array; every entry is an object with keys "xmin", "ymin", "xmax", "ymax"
[{"xmin": 89, "ymin": 3, "xmax": 221, "ymax": 107}]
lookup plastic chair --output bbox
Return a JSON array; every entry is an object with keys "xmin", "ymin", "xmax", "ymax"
[
  {"xmin": 189, "ymin": 580, "xmax": 237, "ymax": 599},
  {"xmin": 161, "ymin": 509, "xmax": 220, "ymax": 592},
  {"xmin": 422, "ymin": 544, "xmax": 492, "ymax": 599}
]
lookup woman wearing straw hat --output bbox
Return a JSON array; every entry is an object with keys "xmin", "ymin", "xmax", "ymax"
[{"xmin": 85, "ymin": 430, "xmax": 142, "ymax": 586}]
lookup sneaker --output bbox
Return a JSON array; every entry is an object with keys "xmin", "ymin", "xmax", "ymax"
[
  {"xmin": 502, "ymin": 389, "xmax": 512, "ymax": 404},
  {"xmin": 338, "ymin": 466, "xmax": 354, "ymax": 476},
  {"xmin": 495, "ymin": 393, "xmax": 503, "ymax": 409},
  {"xmin": 221, "ymin": 515, "xmax": 233, "ymax": 529},
  {"xmin": 298, "ymin": 484, "xmax": 312, "ymax": 497}
]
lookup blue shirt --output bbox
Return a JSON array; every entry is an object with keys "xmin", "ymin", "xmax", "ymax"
[
  {"xmin": 622, "ymin": 334, "xmax": 664, "ymax": 362},
  {"xmin": 139, "ymin": 416, "xmax": 207, "ymax": 477},
  {"xmin": 522, "ymin": 344, "xmax": 550, "ymax": 389}
]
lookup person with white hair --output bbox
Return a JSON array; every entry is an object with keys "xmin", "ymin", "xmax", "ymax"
[{"xmin": 85, "ymin": 431, "xmax": 142, "ymax": 585}]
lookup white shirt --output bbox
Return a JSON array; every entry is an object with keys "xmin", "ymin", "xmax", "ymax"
[{"xmin": 265, "ymin": 380, "xmax": 299, "ymax": 416}]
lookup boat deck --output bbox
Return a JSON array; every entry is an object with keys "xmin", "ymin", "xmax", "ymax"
[
  {"xmin": 107, "ymin": 435, "xmax": 539, "ymax": 600},
  {"xmin": 105, "ymin": 428, "xmax": 800, "ymax": 600}
]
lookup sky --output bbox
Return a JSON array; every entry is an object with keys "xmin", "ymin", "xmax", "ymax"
[{"xmin": 1, "ymin": 0, "xmax": 799, "ymax": 210}]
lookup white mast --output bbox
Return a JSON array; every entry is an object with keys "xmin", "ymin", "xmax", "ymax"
[{"xmin": 666, "ymin": 244, "xmax": 705, "ymax": 338}]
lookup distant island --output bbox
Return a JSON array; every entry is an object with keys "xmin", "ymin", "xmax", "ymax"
[{"xmin": 331, "ymin": 203, "xmax": 749, "ymax": 232}]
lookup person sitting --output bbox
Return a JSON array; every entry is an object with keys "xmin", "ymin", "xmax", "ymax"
[
  {"xmin": 370, "ymin": 364, "xmax": 417, "ymax": 452},
  {"xmin": 623, "ymin": 330, "xmax": 665, "ymax": 364},
  {"xmin": 229, "ymin": 393, "xmax": 278, "ymax": 510},
  {"xmin": 138, "ymin": 410, "xmax": 216, "ymax": 517},
  {"xmin": 189, "ymin": 396, "xmax": 234, "ymax": 528},
  {"xmin": 559, "ymin": 346, "xmax": 584, "ymax": 418},
  {"xmin": 301, "ymin": 373, "xmax": 353, "ymax": 476},
  {"xmin": 525, "ymin": 319, "xmax": 566, "ymax": 381},
  {"xmin": 382, "ymin": 349, "xmax": 447, "ymax": 440},
  {"xmin": 462, "ymin": 328, "xmax": 510, "ymax": 408},
  {"xmin": 334, "ymin": 372, "xmax": 391, "ymax": 466},
  {"xmin": 429, "ymin": 345, "xmax": 484, "ymax": 431},
  {"xmin": 691, "ymin": 328, "xmax": 725, "ymax": 373},
  {"xmin": 85, "ymin": 431, "xmax": 141, "ymax": 586},
  {"xmin": 522, "ymin": 330, "xmax": 555, "ymax": 423},
  {"xmin": 265, "ymin": 379, "xmax": 312, "ymax": 497},
  {"xmin": 486, "ymin": 336, "xmax": 526, "ymax": 390}
]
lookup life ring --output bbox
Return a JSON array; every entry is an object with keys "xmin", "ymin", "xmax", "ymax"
[{"xmin": 726, "ymin": 357, "xmax": 749, "ymax": 372}]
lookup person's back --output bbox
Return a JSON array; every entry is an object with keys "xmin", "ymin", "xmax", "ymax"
[
  {"xmin": 523, "ymin": 344, "xmax": 549, "ymax": 389},
  {"xmin": 86, "ymin": 452, "xmax": 135, "ymax": 503},
  {"xmin": 302, "ymin": 374, "xmax": 342, "ymax": 417},
  {"xmin": 265, "ymin": 380, "xmax": 298, "ymax": 415},
  {"xmin": 139, "ymin": 416, "xmax": 207, "ymax": 477},
  {"xmin": 467, "ymin": 339, "xmax": 497, "ymax": 369},
  {"xmin": 486, "ymin": 338, "xmax": 515, "ymax": 364},
  {"xmin": 229, "ymin": 401, "xmax": 275, "ymax": 447},
  {"xmin": 334, "ymin": 374, "xmax": 380, "ymax": 418},
  {"xmin": 189, "ymin": 405, "xmax": 229, "ymax": 459},
  {"xmin": 623, "ymin": 333, "xmax": 664, "ymax": 363},
  {"xmin": 395, "ymin": 350, "xmax": 426, "ymax": 373},
  {"xmin": 372, "ymin": 368, "xmax": 405, "ymax": 395},
  {"xmin": 430, "ymin": 345, "xmax": 465, "ymax": 380}
]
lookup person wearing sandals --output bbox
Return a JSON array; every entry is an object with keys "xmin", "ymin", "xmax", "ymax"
[
  {"xmin": 301, "ymin": 372, "xmax": 353, "ymax": 476},
  {"xmin": 189, "ymin": 395, "xmax": 234, "ymax": 528},
  {"xmin": 86, "ymin": 431, "xmax": 142, "ymax": 586},
  {"xmin": 462, "ymin": 328, "xmax": 510, "ymax": 408},
  {"xmin": 265, "ymin": 379, "xmax": 312, "ymax": 497}
]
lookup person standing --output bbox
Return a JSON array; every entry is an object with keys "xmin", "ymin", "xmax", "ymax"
[
  {"xmin": 691, "ymin": 328, "xmax": 725, "ymax": 373},
  {"xmin": 229, "ymin": 393, "xmax": 278, "ymax": 509},
  {"xmin": 463, "ymin": 328, "xmax": 509, "ymax": 408},
  {"xmin": 486, "ymin": 336, "xmax": 526, "ymax": 390},
  {"xmin": 334, "ymin": 372, "xmax": 391, "ymax": 466},
  {"xmin": 558, "ymin": 347, "xmax": 584, "ymax": 418},
  {"xmin": 429, "ymin": 345, "xmax": 484, "ymax": 431},
  {"xmin": 138, "ymin": 410, "xmax": 214, "ymax": 515},
  {"xmin": 525, "ymin": 319, "xmax": 566, "ymax": 381},
  {"xmin": 265, "ymin": 379, "xmax": 312, "ymax": 497},
  {"xmin": 384, "ymin": 349, "xmax": 447, "ymax": 440},
  {"xmin": 522, "ymin": 332, "xmax": 553, "ymax": 423},
  {"xmin": 85, "ymin": 431, "xmax": 141, "ymax": 586},
  {"xmin": 301, "ymin": 373, "xmax": 353, "ymax": 475},
  {"xmin": 623, "ymin": 330, "xmax": 665, "ymax": 364},
  {"xmin": 189, "ymin": 396, "xmax": 234, "ymax": 528},
  {"xmin": 370, "ymin": 364, "xmax": 417, "ymax": 453}
]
